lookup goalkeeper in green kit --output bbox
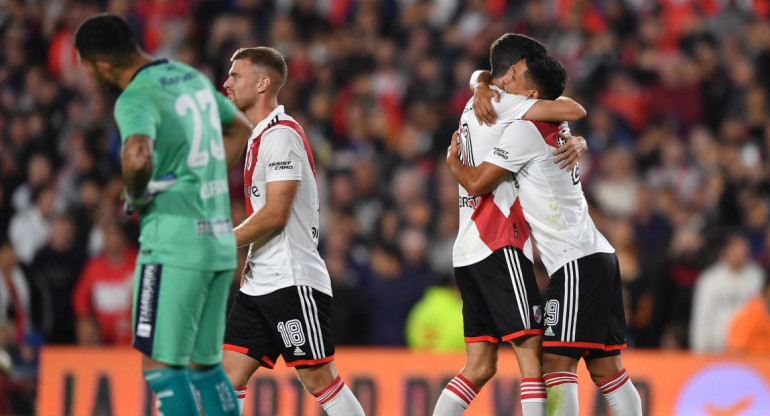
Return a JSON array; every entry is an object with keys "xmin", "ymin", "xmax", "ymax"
[{"xmin": 75, "ymin": 14, "xmax": 252, "ymax": 415}]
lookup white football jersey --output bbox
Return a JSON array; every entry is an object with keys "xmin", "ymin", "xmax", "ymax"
[
  {"xmin": 241, "ymin": 106, "xmax": 331, "ymax": 296},
  {"xmin": 484, "ymin": 119, "xmax": 615, "ymax": 276},
  {"xmin": 452, "ymin": 87, "xmax": 538, "ymax": 267}
]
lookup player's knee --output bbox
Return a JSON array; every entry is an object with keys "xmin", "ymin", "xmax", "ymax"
[
  {"xmin": 297, "ymin": 364, "xmax": 337, "ymax": 396},
  {"xmin": 464, "ymin": 361, "xmax": 497, "ymax": 386},
  {"xmin": 585, "ymin": 356, "xmax": 623, "ymax": 383}
]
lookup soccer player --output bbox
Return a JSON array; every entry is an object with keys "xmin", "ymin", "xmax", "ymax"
[
  {"xmin": 220, "ymin": 47, "xmax": 365, "ymax": 416},
  {"xmin": 447, "ymin": 54, "xmax": 643, "ymax": 416},
  {"xmin": 75, "ymin": 14, "xmax": 253, "ymax": 416},
  {"xmin": 432, "ymin": 34, "xmax": 587, "ymax": 416}
]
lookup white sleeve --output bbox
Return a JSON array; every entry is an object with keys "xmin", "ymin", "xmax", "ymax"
[
  {"xmin": 495, "ymin": 95, "xmax": 539, "ymax": 122},
  {"xmin": 259, "ymin": 127, "xmax": 304, "ymax": 183},
  {"xmin": 483, "ymin": 121, "xmax": 543, "ymax": 174},
  {"xmin": 469, "ymin": 70, "xmax": 485, "ymax": 89}
]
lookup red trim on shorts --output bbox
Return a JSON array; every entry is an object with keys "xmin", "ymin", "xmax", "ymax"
[
  {"xmin": 286, "ymin": 355, "xmax": 335, "ymax": 367},
  {"xmin": 543, "ymin": 340, "xmax": 605, "ymax": 350},
  {"xmin": 603, "ymin": 343, "xmax": 627, "ymax": 351},
  {"xmin": 501, "ymin": 329, "xmax": 543, "ymax": 342},
  {"xmin": 260, "ymin": 355, "xmax": 276, "ymax": 369},
  {"xmin": 223, "ymin": 344, "xmax": 249, "ymax": 354},
  {"xmin": 464, "ymin": 335, "xmax": 499, "ymax": 343}
]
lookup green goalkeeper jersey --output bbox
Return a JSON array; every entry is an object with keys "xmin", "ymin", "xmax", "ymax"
[{"xmin": 114, "ymin": 59, "xmax": 237, "ymax": 271}]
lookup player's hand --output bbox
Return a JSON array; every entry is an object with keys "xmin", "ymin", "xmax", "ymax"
[
  {"xmin": 123, "ymin": 173, "xmax": 178, "ymax": 215},
  {"xmin": 553, "ymin": 132, "xmax": 587, "ymax": 170},
  {"xmin": 472, "ymin": 83, "xmax": 500, "ymax": 126},
  {"xmin": 447, "ymin": 131, "xmax": 460, "ymax": 164}
]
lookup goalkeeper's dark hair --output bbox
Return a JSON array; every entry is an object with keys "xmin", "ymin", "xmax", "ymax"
[
  {"xmin": 74, "ymin": 13, "xmax": 141, "ymax": 67},
  {"xmin": 231, "ymin": 47, "xmax": 288, "ymax": 88},
  {"xmin": 489, "ymin": 33, "xmax": 548, "ymax": 79},
  {"xmin": 524, "ymin": 54, "xmax": 567, "ymax": 100}
]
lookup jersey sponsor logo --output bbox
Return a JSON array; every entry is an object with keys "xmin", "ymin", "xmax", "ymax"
[
  {"xmin": 158, "ymin": 70, "xmax": 197, "ymax": 88},
  {"xmin": 458, "ymin": 195, "xmax": 480, "ymax": 208},
  {"xmin": 533, "ymin": 305, "xmax": 543, "ymax": 324},
  {"xmin": 268, "ymin": 161, "xmax": 294, "ymax": 170},
  {"xmin": 200, "ymin": 179, "xmax": 228, "ymax": 200},
  {"xmin": 244, "ymin": 185, "xmax": 260, "ymax": 198},
  {"xmin": 195, "ymin": 218, "xmax": 233, "ymax": 237},
  {"xmin": 493, "ymin": 147, "xmax": 509, "ymax": 160}
]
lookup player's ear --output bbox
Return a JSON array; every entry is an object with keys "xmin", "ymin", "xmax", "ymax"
[
  {"xmin": 256, "ymin": 75, "xmax": 271, "ymax": 93},
  {"xmin": 527, "ymin": 90, "xmax": 540, "ymax": 99}
]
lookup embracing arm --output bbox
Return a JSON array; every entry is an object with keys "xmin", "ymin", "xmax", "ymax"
[
  {"xmin": 234, "ymin": 180, "xmax": 299, "ymax": 248},
  {"xmin": 524, "ymin": 97, "xmax": 586, "ymax": 122},
  {"xmin": 446, "ymin": 132, "xmax": 509, "ymax": 196}
]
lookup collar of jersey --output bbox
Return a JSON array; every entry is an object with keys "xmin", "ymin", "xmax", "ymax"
[
  {"xmin": 253, "ymin": 105, "xmax": 286, "ymax": 134},
  {"xmin": 130, "ymin": 58, "xmax": 170, "ymax": 82}
]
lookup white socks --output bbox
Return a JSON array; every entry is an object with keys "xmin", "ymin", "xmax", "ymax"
[
  {"xmin": 432, "ymin": 374, "xmax": 479, "ymax": 416},
  {"xmin": 521, "ymin": 377, "xmax": 547, "ymax": 416},
  {"xmin": 544, "ymin": 371, "xmax": 579, "ymax": 416},
  {"xmin": 596, "ymin": 369, "xmax": 643, "ymax": 416},
  {"xmin": 235, "ymin": 386, "xmax": 246, "ymax": 414},
  {"xmin": 314, "ymin": 375, "xmax": 365, "ymax": 416}
]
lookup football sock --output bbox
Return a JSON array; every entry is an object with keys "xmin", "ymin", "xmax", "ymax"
[
  {"xmin": 521, "ymin": 377, "xmax": 547, "ymax": 416},
  {"xmin": 189, "ymin": 364, "xmax": 239, "ymax": 416},
  {"xmin": 432, "ymin": 374, "xmax": 479, "ymax": 416},
  {"xmin": 314, "ymin": 375, "xmax": 365, "ymax": 415},
  {"xmin": 596, "ymin": 369, "xmax": 642, "ymax": 416},
  {"xmin": 235, "ymin": 386, "xmax": 247, "ymax": 414},
  {"xmin": 143, "ymin": 367, "xmax": 200, "ymax": 416},
  {"xmin": 544, "ymin": 372, "xmax": 579, "ymax": 416}
]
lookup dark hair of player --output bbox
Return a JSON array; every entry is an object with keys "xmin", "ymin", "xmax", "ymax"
[
  {"xmin": 524, "ymin": 54, "xmax": 567, "ymax": 100},
  {"xmin": 231, "ymin": 47, "xmax": 288, "ymax": 88},
  {"xmin": 489, "ymin": 33, "xmax": 548, "ymax": 79},
  {"xmin": 74, "ymin": 13, "xmax": 141, "ymax": 67}
]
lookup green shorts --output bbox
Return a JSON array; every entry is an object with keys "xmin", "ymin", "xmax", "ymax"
[{"xmin": 131, "ymin": 263, "xmax": 234, "ymax": 366}]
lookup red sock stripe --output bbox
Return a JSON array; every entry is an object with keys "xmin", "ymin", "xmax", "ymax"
[
  {"xmin": 544, "ymin": 372, "xmax": 578, "ymax": 388},
  {"xmin": 315, "ymin": 376, "xmax": 345, "ymax": 405},
  {"xmin": 597, "ymin": 369, "xmax": 629, "ymax": 394},
  {"xmin": 455, "ymin": 374, "xmax": 480, "ymax": 394},
  {"xmin": 444, "ymin": 375, "xmax": 479, "ymax": 405},
  {"xmin": 521, "ymin": 378, "xmax": 547, "ymax": 400}
]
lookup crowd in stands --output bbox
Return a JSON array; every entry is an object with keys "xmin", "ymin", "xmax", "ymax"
[{"xmin": 2, "ymin": 0, "xmax": 770, "ymax": 412}]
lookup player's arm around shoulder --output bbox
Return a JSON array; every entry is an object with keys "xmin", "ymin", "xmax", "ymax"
[
  {"xmin": 523, "ymin": 96, "xmax": 586, "ymax": 122},
  {"xmin": 446, "ymin": 131, "xmax": 508, "ymax": 197},
  {"xmin": 233, "ymin": 128, "xmax": 303, "ymax": 248}
]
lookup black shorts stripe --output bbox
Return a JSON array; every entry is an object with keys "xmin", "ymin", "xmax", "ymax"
[
  {"xmin": 298, "ymin": 286, "xmax": 319, "ymax": 359},
  {"xmin": 306, "ymin": 288, "xmax": 326, "ymax": 357},
  {"xmin": 133, "ymin": 264, "xmax": 162, "ymax": 356},
  {"xmin": 503, "ymin": 248, "xmax": 529, "ymax": 329}
]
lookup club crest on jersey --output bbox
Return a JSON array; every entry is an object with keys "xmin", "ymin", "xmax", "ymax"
[{"xmin": 533, "ymin": 305, "xmax": 543, "ymax": 324}]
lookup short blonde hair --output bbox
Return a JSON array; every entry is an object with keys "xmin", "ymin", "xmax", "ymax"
[{"xmin": 231, "ymin": 47, "xmax": 287, "ymax": 87}]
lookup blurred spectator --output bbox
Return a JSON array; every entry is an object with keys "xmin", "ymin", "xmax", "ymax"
[
  {"xmin": 7, "ymin": 185, "xmax": 56, "ymax": 266},
  {"xmin": 29, "ymin": 214, "xmax": 85, "ymax": 344},
  {"xmin": 72, "ymin": 221, "xmax": 136, "ymax": 345},
  {"xmin": 405, "ymin": 276, "xmax": 464, "ymax": 352},
  {"xmin": 0, "ymin": 239, "xmax": 30, "ymax": 346},
  {"xmin": 727, "ymin": 273, "xmax": 770, "ymax": 354},
  {"xmin": 690, "ymin": 234, "xmax": 763, "ymax": 352},
  {"xmin": 361, "ymin": 244, "xmax": 428, "ymax": 345}
]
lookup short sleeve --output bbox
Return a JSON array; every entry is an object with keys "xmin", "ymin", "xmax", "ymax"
[
  {"xmin": 483, "ymin": 120, "xmax": 543, "ymax": 173},
  {"xmin": 114, "ymin": 91, "xmax": 159, "ymax": 141},
  {"xmin": 495, "ymin": 94, "xmax": 539, "ymax": 123},
  {"xmin": 214, "ymin": 89, "xmax": 237, "ymax": 124},
  {"xmin": 259, "ymin": 127, "xmax": 304, "ymax": 182}
]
